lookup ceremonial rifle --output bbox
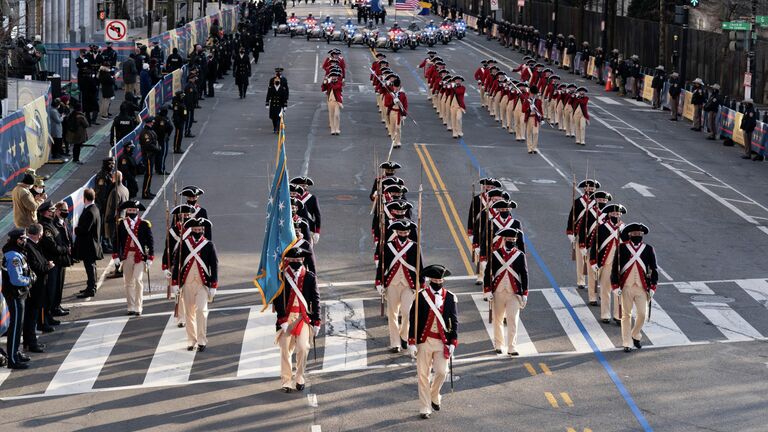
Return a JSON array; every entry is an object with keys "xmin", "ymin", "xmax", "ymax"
[
  {"xmin": 377, "ymin": 156, "xmax": 386, "ymax": 317},
  {"xmin": 143, "ymin": 246, "xmax": 152, "ymax": 296},
  {"xmin": 570, "ymin": 172, "xmax": 576, "ymax": 261},
  {"xmin": 368, "ymin": 66, "xmax": 419, "ymax": 127},
  {"xmin": 486, "ymin": 196, "xmax": 492, "ymax": 324},
  {"xmin": 165, "ymin": 201, "xmax": 172, "ymax": 301},
  {"xmin": 412, "ymin": 183, "xmax": 423, "ymax": 359}
]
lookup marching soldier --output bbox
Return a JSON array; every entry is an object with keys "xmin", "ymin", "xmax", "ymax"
[
  {"xmin": 291, "ymin": 199, "xmax": 313, "ymax": 248},
  {"xmin": 611, "ymin": 223, "xmax": 658, "ymax": 352},
  {"xmin": 384, "ymin": 78, "xmax": 408, "ymax": 149},
  {"xmin": 567, "ymin": 179, "xmax": 600, "ymax": 290},
  {"xmin": 139, "ymin": 117, "xmax": 161, "ymax": 199},
  {"xmin": 572, "ymin": 86, "xmax": 590, "ymax": 146},
  {"xmin": 479, "ymin": 200, "xmax": 526, "ymax": 260},
  {"xmin": 563, "ymin": 83, "xmax": 577, "ymax": 137},
  {"xmin": 513, "ymin": 82, "xmax": 529, "ymax": 142},
  {"xmin": 554, "ymin": 83, "xmax": 567, "ymax": 131},
  {"xmin": 374, "ymin": 200, "xmax": 417, "ymax": 261},
  {"xmin": 450, "ymin": 76, "xmax": 466, "ymax": 139},
  {"xmin": 474, "ymin": 60, "xmax": 489, "ymax": 107},
  {"xmin": 523, "ymin": 85, "xmax": 543, "ymax": 154},
  {"xmin": 473, "ymin": 189, "xmax": 511, "ymax": 284},
  {"xmin": 290, "ymin": 177, "xmax": 322, "ymax": 242},
  {"xmin": 293, "ymin": 217, "xmax": 316, "ymax": 274},
  {"xmin": 322, "ymin": 70, "xmax": 343, "ymax": 136},
  {"xmin": 370, "ymin": 161, "xmax": 402, "ymax": 202},
  {"xmin": 408, "ymin": 264, "xmax": 458, "ymax": 419},
  {"xmin": 372, "ymin": 183, "xmax": 408, "ymax": 239},
  {"xmin": 376, "ymin": 219, "xmax": 424, "ymax": 353},
  {"xmin": 113, "ymin": 200, "xmax": 154, "ymax": 316},
  {"xmin": 171, "ymin": 217, "xmax": 218, "ymax": 352},
  {"xmin": 163, "ymin": 204, "xmax": 195, "ymax": 327},
  {"xmin": 582, "ymin": 190, "xmax": 612, "ymax": 306},
  {"xmin": 275, "ymin": 247, "xmax": 321, "ymax": 392},
  {"xmin": 466, "ymin": 178, "xmax": 501, "ymax": 246},
  {"xmin": 590, "ymin": 203, "xmax": 626, "ymax": 324},
  {"xmin": 419, "ymin": 50, "xmax": 439, "ymax": 82},
  {"xmin": 233, "ymin": 47, "xmax": 252, "ymax": 99},
  {"xmin": 179, "ymin": 185, "xmax": 211, "ymax": 239},
  {"xmin": 483, "ymin": 228, "xmax": 528, "ymax": 356}
]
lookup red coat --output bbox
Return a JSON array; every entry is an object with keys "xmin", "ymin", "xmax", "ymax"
[
  {"xmin": 321, "ymin": 79, "xmax": 343, "ymax": 104},
  {"xmin": 520, "ymin": 67, "xmax": 531, "ymax": 83},
  {"xmin": 572, "ymin": 95, "xmax": 590, "ymax": 120},
  {"xmin": 384, "ymin": 90, "xmax": 408, "ymax": 122},
  {"xmin": 523, "ymin": 97, "xmax": 543, "ymax": 125},
  {"xmin": 453, "ymin": 85, "xmax": 466, "ymax": 109}
]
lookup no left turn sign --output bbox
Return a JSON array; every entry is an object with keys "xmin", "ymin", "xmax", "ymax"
[{"xmin": 105, "ymin": 19, "xmax": 128, "ymax": 42}]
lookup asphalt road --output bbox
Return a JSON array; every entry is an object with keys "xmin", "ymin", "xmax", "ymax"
[{"xmin": 2, "ymin": 4, "xmax": 768, "ymax": 432}]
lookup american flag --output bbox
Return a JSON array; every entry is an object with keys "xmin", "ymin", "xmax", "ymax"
[{"xmin": 395, "ymin": 0, "xmax": 420, "ymax": 11}]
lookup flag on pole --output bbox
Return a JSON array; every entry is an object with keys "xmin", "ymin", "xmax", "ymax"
[
  {"xmin": 370, "ymin": 0, "xmax": 382, "ymax": 13},
  {"xmin": 254, "ymin": 115, "xmax": 298, "ymax": 310},
  {"xmin": 395, "ymin": 0, "xmax": 420, "ymax": 11}
]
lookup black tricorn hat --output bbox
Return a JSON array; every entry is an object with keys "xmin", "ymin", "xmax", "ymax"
[
  {"xmin": 284, "ymin": 247, "xmax": 312, "ymax": 259},
  {"xmin": 184, "ymin": 217, "xmax": 212, "ymax": 229},
  {"xmin": 119, "ymin": 200, "xmax": 146, "ymax": 211},
  {"xmin": 603, "ymin": 203, "xmax": 627, "ymax": 214},
  {"xmin": 496, "ymin": 227, "xmax": 520, "ymax": 238},
  {"xmin": 171, "ymin": 204, "xmax": 196, "ymax": 215},
  {"xmin": 577, "ymin": 179, "xmax": 601, "ymax": 189},
  {"xmin": 423, "ymin": 264, "xmax": 452, "ymax": 280},
  {"xmin": 379, "ymin": 161, "xmax": 402, "ymax": 170}
]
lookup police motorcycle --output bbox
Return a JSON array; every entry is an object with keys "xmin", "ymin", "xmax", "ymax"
[
  {"xmin": 346, "ymin": 25, "xmax": 369, "ymax": 47},
  {"xmin": 288, "ymin": 15, "xmax": 306, "ymax": 37},
  {"xmin": 420, "ymin": 20, "xmax": 439, "ymax": 47},
  {"xmin": 438, "ymin": 20, "xmax": 454, "ymax": 44},
  {"xmin": 324, "ymin": 21, "xmax": 345, "ymax": 44},
  {"xmin": 454, "ymin": 18, "xmax": 467, "ymax": 40},
  {"xmin": 305, "ymin": 15, "xmax": 325, "ymax": 41},
  {"xmin": 404, "ymin": 22, "xmax": 421, "ymax": 50},
  {"xmin": 387, "ymin": 23, "xmax": 406, "ymax": 52}
]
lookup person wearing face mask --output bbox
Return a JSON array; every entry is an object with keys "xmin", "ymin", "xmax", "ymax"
[
  {"xmin": 370, "ymin": 161, "xmax": 402, "ymax": 202},
  {"xmin": 483, "ymin": 228, "xmax": 528, "ymax": 356},
  {"xmin": 171, "ymin": 218, "xmax": 218, "ymax": 352},
  {"xmin": 74, "ymin": 188, "xmax": 103, "ymax": 299},
  {"xmin": 233, "ymin": 47, "xmax": 251, "ymax": 99},
  {"xmin": 566, "ymin": 179, "xmax": 601, "ymax": 291},
  {"xmin": 590, "ymin": 203, "xmax": 626, "ymax": 324},
  {"xmin": 571, "ymin": 86, "xmax": 590, "ymax": 146},
  {"xmin": 581, "ymin": 190, "xmax": 612, "ymax": 307},
  {"xmin": 2, "ymin": 229, "xmax": 33, "ymax": 369},
  {"xmin": 163, "ymin": 204, "xmax": 195, "ymax": 328},
  {"xmin": 292, "ymin": 218, "xmax": 316, "ymax": 274},
  {"xmin": 473, "ymin": 188, "xmax": 510, "ymax": 285},
  {"xmin": 376, "ymin": 220, "xmax": 424, "ymax": 353},
  {"xmin": 372, "ymin": 183, "xmax": 408, "ymax": 243},
  {"xmin": 51, "ymin": 201, "xmax": 74, "ymax": 317},
  {"xmin": 374, "ymin": 200, "xmax": 415, "ymax": 263},
  {"xmin": 611, "ymin": 223, "xmax": 658, "ymax": 353},
  {"xmin": 478, "ymin": 199, "xmax": 525, "ymax": 288},
  {"xmin": 23, "ymin": 223, "xmax": 53, "ymax": 352},
  {"xmin": 113, "ymin": 200, "xmax": 154, "ymax": 316},
  {"xmin": 12, "ymin": 173, "xmax": 40, "ymax": 229},
  {"xmin": 274, "ymin": 247, "xmax": 320, "ymax": 392},
  {"xmin": 290, "ymin": 177, "xmax": 322, "ymax": 244},
  {"xmin": 466, "ymin": 178, "xmax": 501, "ymax": 251},
  {"xmin": 118, "ymin": 142, "xmax": 140, "ymax": 199},
  {"xmin": 180, "ymin": 186, "xmax": 211, "ymax": 239},
  {"xmin": 266, "ymin": 73, "xmax": 289, "ymax": 133},
  {"xmin": 408, "ymin": 264, "xmax": 458, "ymax": 419}
]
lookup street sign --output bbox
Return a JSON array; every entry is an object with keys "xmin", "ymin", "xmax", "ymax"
[
  {"xmin": 517, "ymin": 0, "xmax": 524, "ymax": 7},
  {"xmin": 744, "ymin": 72, "xmax": 752, "ymax": 88},
  {"xmin": 722, "ymin": 21, "xmax": 751, "ymax": 31},
  {"xmin": 489, "ymin": 0, "xmax": 498, "ymax": 10},
  {"xmin": 757, "ymin": 15, "xmax": 768, "ymax": 26},
  {"xmin": 105, "ymin": 19, "xmax": 128, "ymax": 42}
]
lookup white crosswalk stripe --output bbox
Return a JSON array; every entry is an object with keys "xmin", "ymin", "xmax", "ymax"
[
  {"xmin": 595, "ymin": 96, "xmax": 622, "ymax": 105},
  {"xmin": 3, "ymin": 278, "xmax": 768, "ymax": 400}
]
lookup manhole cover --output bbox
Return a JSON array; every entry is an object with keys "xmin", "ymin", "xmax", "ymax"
[
  {"xmin": 335, "ymin": 194, "xmax": 354, "ymax": 201},
  {"xmin": 212, "ymin": 151, "xmax": 244, "ymax": 156},
  {"xmin": 691, "ymin": 295, "xmax": 735, "ymax": 303},
  {"xmin": 532, "ymin": 179, "xmax": 557, "ymax": 184}
]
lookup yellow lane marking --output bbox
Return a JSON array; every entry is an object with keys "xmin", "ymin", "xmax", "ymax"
[
  {"xmin": 523, "ymin": 362, "xmax": 537, "ymax": 376},
  {"xmin": 544, "ymin": 392, "xmax": 559, "ymax": 408},
  {"xmin": 539, "ymin": 362, "xmax": 552, "ymax": 375},
  {"xmin": 414, "ymin": 144, "xmax": 474, "ymax": 275},
  {"xmin": 420, "ymin": 145, "xmax": 474, "ymax": 252},
  {"xmin": 566, "ymin": 429, "xmax": 577, "ymax": 432},
  {"xmin": 560, "ymin": 392, "xmax": 575, "ymax": 407}
]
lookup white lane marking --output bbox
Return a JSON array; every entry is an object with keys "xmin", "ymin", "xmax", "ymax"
[
  {"xmin": 541, "ymin": 288, "xmax": 614, "ymax": 353},
  {"xmin": 499, "ymin": 177, "xmax": 520, "ymax": 192},
  {"xmin": 322, "ymin": 300, "xmax": 367, "ymax": 372},
  {"xmin": 311, "ymin": 425, "xmax": 322, "ymax": 432},
  {"xmin": 144, "ymin": 141, "xmax": 197, "ymax": 216},
  {"xmin": 307, "ymin": 393, "xmax": 319, "ymax": 407},
  {"xmin": 626, "ymin": 99, "xmax": 648, "ymax": 107},
  {"xmin": 642, "ymin": 299, "xmax": 690, "ymax": 347},
  {"xmin": 0, "ymin": 369, "xmax": 10, "ymax": 389},
  {"xmin": 758, "ymin": 226, "xmax": 768, "ymax": 237},
  {"xmin": 470, "ymin": 293, "xmax": 537, "ymax": 356},
  {"xmin": 622, "ymin": 182, "xmax": 655, "ymax": 197},
  {"xmin": 735, "ymin": 279, "xmax": 768, "ymax": 309},
  {"xmin": 673, "ymin": 281, "xmax": 715, "ymax": 295},
  {"xmin": 692, "ymin": 301, "xmax": 764, "ymax": 341},
  {"xmin": 143, "ymin": 314, "xmax": 196, "ymax": 385},
  {"xmin": 595, "ymin": 96, "xmax": 621, "ymax": 105},
  {"xmin": 314, "ymin": 52, "xmax": 319, "ymax": 84},
  {"xmin": 657, "ymin": 266, "xmax": 674, "ymax": 281},
  {"xmin": 45, "ymin": 318, "xmax": 129, "ymax": 395},
  {"xmin": 236, "ymin": 307, "xmax": 281, "ymax": 379}
]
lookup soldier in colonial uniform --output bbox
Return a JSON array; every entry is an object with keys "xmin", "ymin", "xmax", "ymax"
[
  {"xmin": 321, "ymin": 70, "xmax": 343, "ymax": 135},
  {"xmin": 180, "ymin": 186, "xmax": 211, "ymax": 239},
  {"xmin": 384, "ymin": 78, "xmax": 408, "ymax": 149},
  {"xmin": 567, "ymin": 179, "xmax": 600, "ymax": 290},
  {"xmin": 275, "ymin": 247, "xmax": 321, "ymax": 392},
  {"xmin": 572, "ymin": 87, "xmax": 590, "ymax": 146},
  {"xmin": 449, "ymin": 76, "xmax": 466, "ymax": 139},
  {"xmin": 374, "ymin": 200, "xmax": 416, "ymax": 263},
  {"xmin": 581, "ymin": 190, "xmax": 612, "ymax": 306},
  {"xmin": 473, "ymin": 189, "xmax": 511, "ymax": 284},
  {"xmin": 590, "ymin": 203, "xmax": 626, "ymax": 324},
  {"xmin": 113, "ymin": 200, "xmax": 154, "ymax": 316},
  {"xmin": 523, "ymin": 85, "xmax": 543, "ymax": 154},
  {"xmin": 370, "ymin": 161, "xmax": 402, "ymax": 202},
  {"xmin": 466, "ymin": 178, "xmax": 502, "ymax": 248},
  {"xmin": 171, "ymin": 218, "xmax": 218, "ymax": 352},
  {"xmin": 163, "ymin": 204, "xmax": 195, "ymax": 327},
  {"xmin": 408, "ymin": 264, "xmax": 458, "ymax": 419},
  {"xmin": 483, "ymin": 228, "xmax": 528, "ymax": 356},
  {"xmin": 474, "ymin": 60, "xmax": 489, "ymax": 107},
  {"xmin": 611, "ymin": 223, "xmax": 658, "ymax": 352},
  {"xmin": 513, "ymin": 82, "xmax": 529, "ymax": 142},
  {"xmin": 290, "ymin": 177, "xmax": 322, "ymax": 243},
  {"xmin": 376, "ymin": 219, "xmax": 423, "ymax": 353},
  {"xmin": 562, "ymin": 83, "xmax": 577, "ymax": 137}
]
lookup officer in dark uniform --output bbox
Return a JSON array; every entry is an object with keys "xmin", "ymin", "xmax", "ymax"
[
  {"xmin": 180, "ymin": 185, "xmax": 211, "ymax": 239},
  {"xmin": 94, "ymin": 158, "xmax": 115, "ymax": 251},
  {"xmin": 154, "ymin": 107, "xmax": 173, "ymax": 174},
  {"xmin": 150, "ymin": 41, "xmax": 164, "ymax": 66},
  {"xmin": 266, "ymin": 74, "xmax": 289, "ymax": 133},
  {"xmin": 2, "ymin": 228, "xmax": 32, "ymax": 369},
  {"xmin": 102, "ymin": 41, "xmax": 118, "ymax": 67},
  {"xmin": 139, "ymin": 117, "xmax": 161, "ymax": 199},
  {"xmin": 172, "ymin": 91, "xmax": 187, "ymax": 153},
  {"xmin": 110, "ymin": 108, "xmax": 139, "ymax": 145},
  {"xmin": 165, "ymin": 48, "xmax": 184, "ymax": 72},
  {"xmin": 184, "ymin": 80, "xmax": 198, "ymax": 137},
  {"xmin": 118, "ymin": 142, "xmax": 140, "ymax": 199},
  {"xmin": 233, "ymin": 47, "xmax": 252, "ymax": 99}
]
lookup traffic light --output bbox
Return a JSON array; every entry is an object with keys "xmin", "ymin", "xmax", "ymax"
[{"xmin": 729, "ymin": 31, "xmax": 745, "ymax": 51}]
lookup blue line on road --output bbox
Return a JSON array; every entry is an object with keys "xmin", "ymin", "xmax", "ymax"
[{"xmin": 457, "ymin": 137, "xmax": 653, "ymax": 432}]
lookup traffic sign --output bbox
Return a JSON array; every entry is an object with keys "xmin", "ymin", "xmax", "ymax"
[
  {"xmin": 744, "ymin": 72, "xmax": 752, "ymax": 88},
  {"xmin": 722, "ymin": 21, "xmax": 751, "ymax": 31},
  {"xmin": 757, "ymin": 15, "xmax": 768, "ymax": 27},
  {"xmin": 105, "ymin": 19, "xmax": 128, "ymax": 42},
  {"xmin": 517, "ymin": 0, "xmax": 524, "ymax": 7}
]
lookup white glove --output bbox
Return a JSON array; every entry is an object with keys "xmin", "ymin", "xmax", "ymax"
[
  {"xmin": 473, "ymin": 247, "xmax": 480, "ymax": 256},
  {"xmin": 616, "ymin": 288, "xmax": 622, "ymax": 297},
  {"xmin": 407, "ymin": 344, "xmax": 417, "ymax": 357},
  {"xmin": 312, "ymin": 232, "xmax": 320, "ymax": 244},
  {"xmin": 164, "ymin": 269, "xmax": 173, "ymax": 279},
  {"xmin": 447, "ymin": 344, "xmax": 455, "ymax": 357},
  {"xmin": 376, "ymin": 284, "xmax": 385, "ymax": 296},
  {"xmin": 521, "ymin": 294, "xmax": 528, "ymax": 309},
  {"xmin": 280, "ymin": 322, "xmax": 289, "ymax": 333},
  {"xmin": 591, "ymin": 264, "xmax": 599, "ymax": 272},
  {"xmin": 146, "ymin": 259, "xmax": 153, "ymax": 267},
  {"xmin": 579, "ymin": 247, "xmax": 587, "ymax": 257},
  {"xmin": 468, "ymin": 235, "xmax": 473, "ymax": 244},
  {"xmin": 567, "ymin": 234, "xmax": 575, "ymax": 243},
  {"xmin": 483, "ymin": 291, "xmax": 493, "ymax": 301},
  {"xmin": 113, "ymin": 257, "xmax": 121, "ymax": 266},
  {"xmin": 171, "ymin": 285, "xmax": 179, "ymax": 295},
  {"xmin": 648, "ymin": 290, "xmax": 655, "ymax": 299},
  {"xmin": 313, "ymin": 326, "xmax": 321, "ymax": 337},
  {"xmin": 208, "ymin": 288, "xmax": 217, "ymax": 301}
]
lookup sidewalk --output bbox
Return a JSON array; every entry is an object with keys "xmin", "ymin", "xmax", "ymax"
[{"xmin": 126, "ymin": 4, "xmax": 232, "ymax": 41}]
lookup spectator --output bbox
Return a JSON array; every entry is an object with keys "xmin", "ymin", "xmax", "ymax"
[
  {"xmin": 20, "ymin": 43, "xmax": 40, "ymax": 78},
  {"xmin": 33, "ymin": 35, "xmax": 47, "ymax": 79},
  {"xmin": 24, "ymin": 222, "xmax": 53, "ymax": 349},
  {"xmin": 94, "ymin": 158, "xmax": 116, "ymax": 251},
  {"xmin": 122, "ymin": 54, "xmax": 139, "ymax": 96},
  {"xmin": 12, "ymin": 173, "xmax": 40, "ymax": 228},
  {"xmin": 630, "ymin": 55, "xmax": 642, "ymax": 101},
  {"xmin": 74, "ymin": 188, "xmax": 103, "ymax": 299},
  {"xmin": 37, "ymin": 202, "xmax": 68, "ymax": 329},
  {"xmin": 65, "ymin": 102, "xmax": 90, "ymax": 164},
  {"xmin": 690, "ymin": 78, "xmax": 706, "ymax": 131},
  {"xmin": 98, "ymin": 62, "xmax": 115, "ymax": 121},
  {"xmin": 32, "ymin": 176, "xmax": 47, "ymax": 201},
  {"xmin": 49, "ymin": 99, "xmax": 64, "ymax": 159},
  {"xmin": 704, "ymin": 84, "xmax": 723, "ymax": 140},
  {"xmin": 651, "ymin": 66, "xmax": 665, "ymax": 109},
  {"xmin": 2, "ymin": 228, "xmax": 32, "ymax": 369},
  {"xmin": 668, "ymin": 72, "xmax": 682, "ymax": 121},
  {"xmin": 165, "ymin": 48, "xmax": 184, "ymax": 72},
  {"xmin": 149, "ymin": 58, "xmax": 162, "ymax": 85},
  {"xmin": 51, "ymin": 202, "xmax": 73, "ymax": 317},
  {"xmin": 741, "ymin": 99, "xmax": 757, "ymax": 160}
]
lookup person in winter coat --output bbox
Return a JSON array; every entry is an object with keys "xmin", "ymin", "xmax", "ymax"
[
  {"xmin": 741, "ymin": 99, "xmax": 758, "ymax": 159},
  {"xmin": 233, "ymin": 48, "xmax": 252, "ymax": 98},
  {"xmin": 651, "ymin": 65, "xmax": 665, "ymax": 109},
  {"xmin": 49, "ymin": 99, "xmax": 64, "ymax": 158},
  {"xmin": 690, "ymin": 78, "xmax": 706, "ymax": 131},
  {"xmin": 122, "ymin": 54, "xmax": 139, "ymax": 96},
  {"xmin": 140, "ymin": 63, "xmax": 152, "ymax": 103},
  {"xmin": 64, "ymin": 102, "xmax": 90, "ymax": 164},
  {"xmin": 704, "ymin": 84, "xmax": 723, "ymax": 140},
  {"xmin": 98, "ymin": 62, "xmax": 115, "ymax": 120},
  {"xmin": 668, "ymin": 72, "xmax": 682, "ymax": 121}
]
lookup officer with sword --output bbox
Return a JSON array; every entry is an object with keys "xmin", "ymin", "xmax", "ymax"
[{"xmin": 113, "ymin": 200, "xmax": 155, "ymax": 316}]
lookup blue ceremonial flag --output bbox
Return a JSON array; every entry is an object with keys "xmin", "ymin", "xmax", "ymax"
[
  {"xmin": 254, "ymin": 116, "xmax": 298, "ymax": 310},
  {"xmin": 370, "ymin": 0, "xmax": 382, "ymax": 13}
]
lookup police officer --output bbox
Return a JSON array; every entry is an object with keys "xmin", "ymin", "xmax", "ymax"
[
  {"xmin": 113, "ymin": 200, "xmax": 154, "ymax": 316},
  {"xmin": 110, "ymin": 107, "xmax": 139, "ymax": 145},
  {"xmin": 154, "ymin": 107, "xmax": 173, "ymax": 174},
  {"xmin": 2, "ymin": 228, "xmax": 33, "ymax": 369},
  {"xmin": 171, "ymin": 218, "xmax": 218, "ymax": 352},
  {"xmin": 139, "ymin": 117, "xmax": 161, "ymax": 199},
  {"xmin": 94, "ymin": 158, "xmax": 116, "ymax": 238},
  {"xmin": 165, "ymin": 48, "xmax": 184, "ymax": 72},
  {"xmin": 705, "ymin": 84, "xmax": 723, "ymax": 140},
  {"xmin": 668, "ymin": 72, "xmax": 682, "ymax": 121},
  {"xmin": 233, "ymin": 47, "xmax": 252, "ymax": 99},
  {"xmin": 690, "ymin": 78, "xmax": 706, "ymax": 131},
  {"xmin": 172, "ymin": 91, "xmax": 187, "ymax": 153},
  {"xmin": 184, "ymin": 77, "xmax": 198, "ymax": 138},
  {"xmin": 118, "ymin": 142, "xmax": 140, "ymax": 199}
]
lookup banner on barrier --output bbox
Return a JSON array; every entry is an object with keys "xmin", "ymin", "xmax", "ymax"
[
  {"xmin": 682, "ymin": 91, "xmax": 694, "ymax": 120},
  {"xmin": 642, "ymin": 75, "xmax": 654, "ymax": 101},
  {"xmin": 586, "ymin": 57, "xmax": 595, "ymax": 77},
  {"xmin": 733, "ymin": 112, "xmax": 745, "ymax": 146},
  {"xmin": 173, "ymin": 68, "xmax": 183, "ymax": 95},
  {"xmin": 147, "ymin": 88, "xmax": 156, "ymax": 116},
  {"xmin": 0, "ymin": 111, "xmax": 30, "ymax": 195},
  {"xmin": 563, "ymin": 49, "xmax": 571, "ymax": 68},
  {"xmin": 23, "ymin": 96, "xmax": 51, "ymax": 170}
]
